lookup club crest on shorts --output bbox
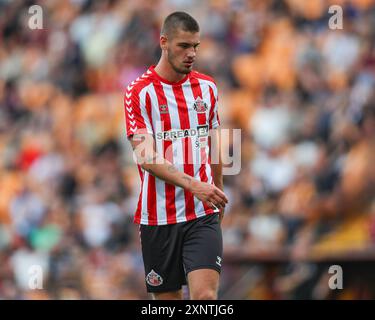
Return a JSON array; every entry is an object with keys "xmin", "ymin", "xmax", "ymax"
[
  {"xmin": 146, "ymin": 269, "xmax": 163, "ymax": 286},
  {"xmin": 193, "ymin": 97, "xmax": 208, "ymax": 113}
]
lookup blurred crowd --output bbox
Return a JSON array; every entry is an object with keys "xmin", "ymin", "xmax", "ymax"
[{"xmin": 0, "ymin": 0, "xmax": 374, "ymax": 299}]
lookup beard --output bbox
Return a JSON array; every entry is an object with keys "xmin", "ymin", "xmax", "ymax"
[{"xmin": 167, "ymin": 48, "xmax": 192, "ymax": 74}]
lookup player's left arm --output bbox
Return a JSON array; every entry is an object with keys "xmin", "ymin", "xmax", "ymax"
[{"xmin": 210, "ymin": 128, "xmax": 225, "ymax": 223}]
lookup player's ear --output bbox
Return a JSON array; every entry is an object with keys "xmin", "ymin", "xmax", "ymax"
[{"xmin": 160, "ymin": 35, "xmax": 168, "ymax": 51}]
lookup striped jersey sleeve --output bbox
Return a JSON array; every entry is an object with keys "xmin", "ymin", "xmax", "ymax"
[
  {"xmin": 208, "ymin": 83, "xmax": 220, "ymax": 129},
  {"xmin": 124, "ymin": 76, "xmax": 153, "ymax": 138}
]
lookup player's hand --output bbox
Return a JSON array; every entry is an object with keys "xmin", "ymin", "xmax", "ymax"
[{"xmin": 189, "ymin": 180, "xmax": 228, "ymax": 210}]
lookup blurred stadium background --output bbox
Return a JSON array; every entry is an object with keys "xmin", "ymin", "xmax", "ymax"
[{"xmin": 0, "ymin": 0, "xmax": 375, "ymax": 299}]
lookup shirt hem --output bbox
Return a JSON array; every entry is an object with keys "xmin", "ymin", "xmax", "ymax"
[{"xmin": 134, "ymin": 209, "xmax": 219, "ymax": 225}]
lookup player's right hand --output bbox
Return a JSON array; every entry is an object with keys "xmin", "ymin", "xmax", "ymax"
[{"xmin": 189, "ymin": 180, "xmax": 228, "ymax": 210}]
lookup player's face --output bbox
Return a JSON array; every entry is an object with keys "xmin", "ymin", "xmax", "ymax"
[{"xmin": 166, "ymin": 29, "xmax": 200, "ymax": 74}]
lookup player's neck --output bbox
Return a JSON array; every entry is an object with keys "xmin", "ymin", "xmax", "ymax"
[{"xmin": 154, "ymin": 60, "xmax": 187, "ymax": 83}]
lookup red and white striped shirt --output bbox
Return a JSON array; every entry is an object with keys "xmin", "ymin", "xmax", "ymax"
[{"xmin": 124, "ymin": 65, "xmax": 220, "ymax": 225}]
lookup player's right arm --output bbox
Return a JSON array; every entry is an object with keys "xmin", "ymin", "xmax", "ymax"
[{"xmin": 129, "ymin": 134, "xmax": 228, "ymax": 210}]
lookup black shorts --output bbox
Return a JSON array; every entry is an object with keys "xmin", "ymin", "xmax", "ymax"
[{"xmin": 139, "ymin": 213, "xmax": 223, "ymax": 293}]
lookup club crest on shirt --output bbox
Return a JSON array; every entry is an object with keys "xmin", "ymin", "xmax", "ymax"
[
  {"xmin": 146, "ymin": 269, "xmax": 163, "ymax": 286},
  {"xmin": 159, "ymin": 104, "xmax": 169, "ymax": 114},
  {"xmin": 193, "ymin": 97, "xmax": 208, "ymax": 113}
]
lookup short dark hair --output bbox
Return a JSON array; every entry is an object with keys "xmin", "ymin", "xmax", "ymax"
[{"xmin": 161, "ymin": 12, "xmax": 200, "ymax": 38}]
